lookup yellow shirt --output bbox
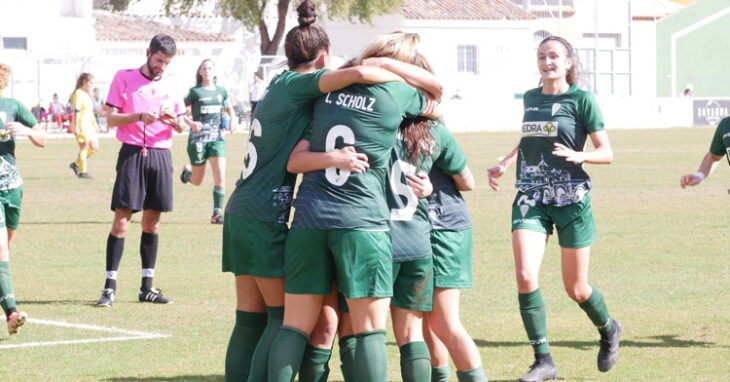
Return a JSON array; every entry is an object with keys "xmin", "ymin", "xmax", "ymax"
[{"xmin": 72, "ymin": 89, "xmax": 95, "ymax": 135}]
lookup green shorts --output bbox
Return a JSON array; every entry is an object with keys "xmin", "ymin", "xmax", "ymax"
[
  {"xmin": 511, "ymin": 192, "xmax": 597, "ymax": 248},
  {"xmin": 0, "ymin": 187, "xmax": 22, "ymax": 230},
  {"xmin": 187, "ymin": 140, "xmax": 226, "ymax": 166},
  {"xmin": 285, "ymin": 228, "xmax": 393, "ymax": 299},
  {"xmin": 222, "ymin": 213, "xmax": 288, "ymax": 277},
  {"xmin": 431, "ymin": 229, "xmax": 473, "ymax": 289},
  {"xmin": 392, "ymin": 258, "xmax": 433, "ymax": 311},
  {"xmin": 338, "ymin": 293, "xmax": 349, "ymax": 313}
]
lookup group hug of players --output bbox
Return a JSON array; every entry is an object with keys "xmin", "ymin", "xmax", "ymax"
[
  {"xmin": 220, "ymin": 2, "xmax": 618, "ymax": 382},
  {"xmin": 2, "ymin": 0, "xmax": 729, "ymax": 381}
]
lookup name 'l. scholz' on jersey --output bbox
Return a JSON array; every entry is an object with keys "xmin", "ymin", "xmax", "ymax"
[
  {"xmin": 292, "ymin": 82, "xmax": 426, "ymax": 230},
  {"xmin": 516, "ymin": 84, "xmax": 605, "ymax": 207}
]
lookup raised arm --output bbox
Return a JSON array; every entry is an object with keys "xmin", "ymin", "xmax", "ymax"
[
  {"xmin": 487, "ymin": 144, "xmax": 519, "ymax": 191},
  {"xmin": 362, "ymin": 57, "xmax": 443, "ymax": 100},
  {"xmin": 680, "ymin": 151, "xmax": 723, "ymax": 188},
  {"xmin": 318, "ymin": 66, "xmax": 405, "ymax": 94},
  {"xmin": 287, "ymin": 139, "xmax": 369, "ymax": 174},
  {"xmin": 553, "ymin": 130, "xmax": 613, "ymax": 165}
]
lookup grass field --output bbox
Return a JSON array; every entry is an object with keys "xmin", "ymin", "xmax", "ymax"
[{"xmin": 1, "ymin": 127, "xmax": 728, "ymax": 381}]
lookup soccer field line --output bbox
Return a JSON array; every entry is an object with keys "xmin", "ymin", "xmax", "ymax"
[{"xmin": 0, "ymin": 317, "xmax": 171, "ymax": 349}]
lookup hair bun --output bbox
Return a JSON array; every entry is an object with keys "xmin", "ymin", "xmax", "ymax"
[{"xmin": 297, "ymin": 0, "xmax": 317, "ymax": 27}]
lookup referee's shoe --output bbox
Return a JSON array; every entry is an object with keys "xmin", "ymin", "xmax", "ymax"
[{"xmin": 139, "ymin": 287, "xmax": 173, "ymax": 304}]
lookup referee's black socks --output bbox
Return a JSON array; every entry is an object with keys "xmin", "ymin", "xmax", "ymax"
[
  {"xmin": 140, "ymin": 232, "xmax": 158, "ymax": 291},
  {"xmin": 104, "ymin": 234, "xmax": 125, "ymax": 290}
]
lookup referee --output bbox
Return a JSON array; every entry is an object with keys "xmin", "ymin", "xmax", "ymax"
[{"xmin": 95, "ymin": 34, "xmax": 195, "ymax": 307}]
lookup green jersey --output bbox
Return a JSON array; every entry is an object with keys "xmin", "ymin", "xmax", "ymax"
[
  {"xmin": 709, "ymin": 117, "xmax": 730, "ymax": 165},
  {"xmin": 427, "ymin": 125, "xmax": 471, "ymax": 231},
  {"xmin": 292, "ymin": 82, "xmax": 426, "ymax": 230},
  {"xmin": 516, "ymin": 84, "xmax": 605, "ymax": 207},
  {"xmin": 0, "ymin": 98, "xmax": 37, "ymax": 191},
  {"xmin": 388, "ymin": 123, "xmax": 466, "ymax": 262},
  {"xmin": 225, "ymin": 69, "xmax": 327, "ymax": 223},
  {"xmin": 184, "ymin": 85, "xmax": 229, "ymax": 144}
]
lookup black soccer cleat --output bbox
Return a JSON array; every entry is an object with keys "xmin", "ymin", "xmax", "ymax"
[
  {"xmin": 96, "ymin": 288, "xmax": 115, "ymax": 307},
  {"xmin": 69, "ymin": 162, "xmax": 80, "ymax": 176},
  {"xmin": 78, "ymin": 173, "xmax": 93, "ymax": 179},
  {"xmin": 519, "ymin": 358, "xmax": 558, "ymax": 382},
  {"xmin": 139, "ymin": 287, "xmax": 173, "ymax": 304},
  {"xmin": 598, "ymin": 319, "xmax": 622, "ymax": 372}
]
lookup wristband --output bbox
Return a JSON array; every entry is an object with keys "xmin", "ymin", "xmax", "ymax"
[{"xmin": 695, "ymin": 172, "xmax": 705, "ymax": 181}]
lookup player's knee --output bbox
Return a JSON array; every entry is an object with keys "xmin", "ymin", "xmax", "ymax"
[
  {"xmin": 564, "ymin": 285, "xmax": 590, "ymax": 303},
  {"xmin": 515, "ymin": 270, "xmax": 538, "ymax": 291}
]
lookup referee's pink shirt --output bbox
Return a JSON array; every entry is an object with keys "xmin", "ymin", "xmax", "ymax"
[{"xmin": 106, "ymin": 68, "xmax": 186, "ymax": 149}]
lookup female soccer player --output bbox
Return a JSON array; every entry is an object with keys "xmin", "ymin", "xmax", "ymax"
[
  {"xmin": 420, "ymin": 128, "xmax": 483, "ymax": 382},
  {"xmin": 487, "ymin": 36, "xmax": 620, "ymax": 382},
  {"xmin": 221, "ymin": 2, "xmax": 426, "ymax": 381},
  {"xmin": 0, "ymin": 62, "xmax": 46, "ymax": 335},
  {"xmin": 69, "ymin": 73, "xmax": 99, "ymax": 179},
  {"xmin": 270, "ymin": 31, "xmax": 441, "ymax": 382},
  {"xmin": 680, "ymin": 116, "xmax": 730, "ymax": 188},
  {"xmin": 179, "ymin": 59, "xmax": 236, "ymax": 224}
]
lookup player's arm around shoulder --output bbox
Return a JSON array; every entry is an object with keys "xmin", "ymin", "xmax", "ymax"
[{"xmin": 287, "ymin": 139, "xmax": 369, "ymax": 175}]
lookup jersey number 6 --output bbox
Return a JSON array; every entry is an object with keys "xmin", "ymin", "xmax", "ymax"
[{"xmin": 325, "ymin": 124, "xmax": 355, "ymax": 186}]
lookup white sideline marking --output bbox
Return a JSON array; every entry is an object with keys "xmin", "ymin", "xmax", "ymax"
[{"xmin": 0, "ymin": 317, "xmax": 171, "ymax": 349}]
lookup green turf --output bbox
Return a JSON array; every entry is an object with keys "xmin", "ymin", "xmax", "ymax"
[{"xmin": 1, "ymin": 128, "xmax": 728, "ymax": 381}]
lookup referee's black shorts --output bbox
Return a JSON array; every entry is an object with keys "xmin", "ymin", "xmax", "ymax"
[{"xmin": 111, "ymin": 143, "xmax": 173, "ymax": 212}]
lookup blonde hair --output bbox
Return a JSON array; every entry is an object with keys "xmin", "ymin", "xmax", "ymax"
[
  {"xmin": 0, "ymin": 63, "xmax": 11, "ymax": 91},
  {"xmin": 359, "ymin": 31, "xmax": 420, "ymax": 64}
]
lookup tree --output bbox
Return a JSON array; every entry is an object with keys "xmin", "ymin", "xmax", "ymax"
[{"xmin": 102, "ymin": 0, "xmax": 403, "ymax": 55}]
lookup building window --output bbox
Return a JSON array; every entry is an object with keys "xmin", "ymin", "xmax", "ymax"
[
  {"xmin": 457, "ymin": 45, "xmax": 478, "ymax": 74},
  {"xmin": 2, "ymin": 37, "xmax": 28, "ymax": 50}
]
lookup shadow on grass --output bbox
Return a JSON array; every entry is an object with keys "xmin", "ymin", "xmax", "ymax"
[
  {"xmin": 17, "ymin": 299, "xmax": 97, "ymax": 307},
  {"xmin": 103, "ymin": 376, "xmax": 222, "ymax": 381},
  {"xmin": 473, "ymin": 335, "xmax": 724, "ymax": 350}
]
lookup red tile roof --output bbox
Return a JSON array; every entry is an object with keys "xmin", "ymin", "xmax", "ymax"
[
  {"xmin": 94, "ymin": 12, "xmax": 235, "ymax": 42},
  {"xmin": 400, "ymin": 0, "xmax": 535, "ymax": 21}
]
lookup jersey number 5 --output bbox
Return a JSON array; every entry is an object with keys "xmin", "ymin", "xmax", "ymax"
[
  {"xmin": 325, "ymin": 125, "xmax": 355, "ymax": 186},
  {"xmin": 389, "ymin": 159, "xmax": 418, "ymax": 221}
]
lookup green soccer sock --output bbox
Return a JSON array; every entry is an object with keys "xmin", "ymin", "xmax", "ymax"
[
  {"xmin": 213, "ymin": 186, "xmax": 225, "ymax": 216},
  {"xmin": 578, "ymin": 286, "xmax": 613, "ymax": 334},
  {"xmin": 299, "ymin": 344, "xmax": 332, "ymax": 382},
  {"xmin": 0, "ymin": 261, "xmax": 16, "ymax": 316},
  {"xmin": 456, "ymin": 366, "xmax": 488, "ymax": 382},
  {"xmin": 224, "ymin": 310, "xmax": 267, "ymax": 382},
  {"xmin": 354, "ymin": 330, "xmax": 388, "ymax": 382},
  {"xmin": 182, "ymin": 168, "xmax": 193, "ymax": 183},
  {"xmin": 400, "ymin": 341, "xmax": 432, "ymax": 382},
  {"xmin": 248, "ymin": 306, "xmax": 284, "ymax": 382},
  {"xmin": 339, "ymin": 335, "xmax": 357, "ymax": 382},
  {"xmin": 432, "ymin": 366, "xmax": 451, "ymax": 382},
  {"xmin": 268, "ymin": 325, "xmax": 310, "ymax": 382},
  {"xmin": 519, "ymin": 289, "xmax": 550, "ymax": 354}
]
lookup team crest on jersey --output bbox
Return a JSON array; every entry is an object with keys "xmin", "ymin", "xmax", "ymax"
[
  {"xmin": 551, "ymin": 103, "xmax": 561, "ymax": 116},
  {"xmin": 522, "ymin": 121, "xmax": 558, "ymax": 137}
]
